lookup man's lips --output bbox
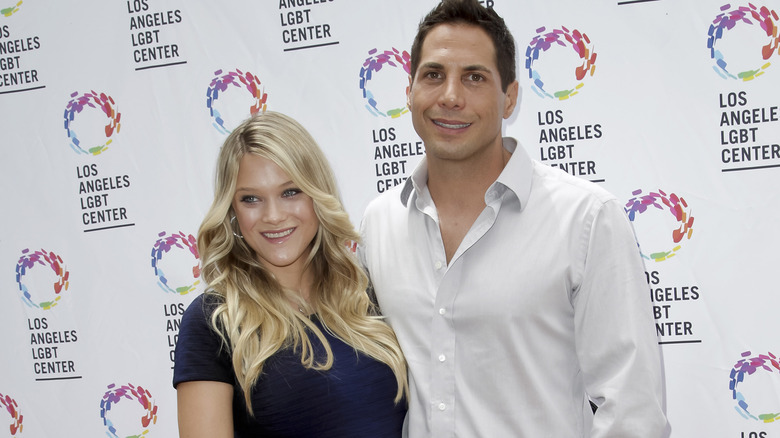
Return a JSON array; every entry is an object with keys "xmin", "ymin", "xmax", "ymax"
[{"xmin": 433, "ymin": 119, "xmax": 471, "ymax": 129}]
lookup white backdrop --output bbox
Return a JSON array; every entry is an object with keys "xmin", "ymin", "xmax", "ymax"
[{"xmin": 1, "ymin": 0, "xmax": 779, "ymax": 436}]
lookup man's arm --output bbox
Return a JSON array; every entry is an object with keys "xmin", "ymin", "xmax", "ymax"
[{"xmin": 573, "ymin": 198, "xmax": 670, "ymax": 437}]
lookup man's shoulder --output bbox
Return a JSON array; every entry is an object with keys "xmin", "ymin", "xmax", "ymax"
[
  {"xmin": 531, "ymin": 161, "xmax": 617, "ymax": 205},
  {"xmin": 364, "ymin": 181, "xmax": 409, "ymax": 217},
  {"xmin": 360, "ymin": 182, "xmax": 413, "ymax": 243}
]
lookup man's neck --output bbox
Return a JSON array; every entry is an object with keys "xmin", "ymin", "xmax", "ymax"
[
  {"xmin": 426, "ymin": 140, "xmax": 510, "ymax": 208},
  {"xmin": 426, "ymin": 139, "xmax": 510, "ymax": 263}
]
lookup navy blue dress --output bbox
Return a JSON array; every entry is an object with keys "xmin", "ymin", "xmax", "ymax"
[{"xmin": 173, "ymin": 294, "xmax": 406, "ymax": 437}]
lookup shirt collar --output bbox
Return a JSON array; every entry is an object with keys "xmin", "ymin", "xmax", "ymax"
[
  {"xmin": 400, "ymin": 137, "xmax": 534, "ymax": 211},
  {"xmin": 400, "ymin": 157, "xmax": 426, "ymax": 206},
  {"xmin": 495, "ymin": 137, "xmax": 533, "ymax": 210}
]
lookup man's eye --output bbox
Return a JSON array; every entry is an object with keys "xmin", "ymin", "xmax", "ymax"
[{"xmin": 467, "ymin": 73, "xmax": 484, "ymax": 82}]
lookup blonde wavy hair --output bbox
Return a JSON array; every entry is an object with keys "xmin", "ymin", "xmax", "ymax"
[{"xmin": 197, "ymin": 111, "xmax": 407, "ymax": 411}]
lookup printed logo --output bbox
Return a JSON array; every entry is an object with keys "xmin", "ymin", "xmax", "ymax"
[
  {"xmin": 525, "ymin": 26, "xmax": 597, "ymax": 100},
  {"xmin": 1, "ymin": 1, "xmax": 22, "ymax": 17},
  {"xmin": 64, "ymin": 91, "xmax": 122, "ymax": 156},
  {"xmin": 625, "ymin": 189, "xmax": 694, "ymax": 262},
  {"xmin": 206, "ymin": 69, "xmax": 267, "ymax": 134},
  {"xmin": 708, "ymin": 4, "xmax": 780, "ymax": 81},
  {"xmin": 0, "ymin": 392, "xmax": 23, "ymax": 436},
  {"xmin": 359, "ymin": 48, "xmax": 411, "ymax": 118},
  {"xmin": 15, "ymin": 249, "xmax": 70, "ymax": 310},
  {"xmin": 99, "ymin": 383, "xmax": 158, "ymax": 438},
  {"xmin": 151, "ymin": 231, "xmax": 201, "ymax": 295},
  {"xmin": 729, "ymin": 351, "xmax": 780, "ymax": 422}
]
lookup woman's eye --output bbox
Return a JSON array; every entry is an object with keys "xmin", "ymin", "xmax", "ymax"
[
  {"xmin": 282, "ymin": 188, "xmax": 302, "ymax": 198},
  {"xmin": 240, "ymin": 195, "xmax": 258, "ymax": 203}
]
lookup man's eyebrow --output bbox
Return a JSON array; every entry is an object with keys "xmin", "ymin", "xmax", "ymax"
[
  {"xmin": 463, "ymin": 64, "xmax": 491, "ymax": 73},
  {"xmin": 418, "ymin": 62, "xmax": 444, "ymax": 70},
  {"xmin": 418, "ymin": 62, "xmax": 492, "ymax": 73}
]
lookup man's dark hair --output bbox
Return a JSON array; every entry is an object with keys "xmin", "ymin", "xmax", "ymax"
[{"xmin": 409, "ymin": 0, "xmax": 516, "ymax": 92}]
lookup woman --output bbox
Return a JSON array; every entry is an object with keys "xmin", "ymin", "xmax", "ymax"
[{"xmin": 173, "ymin": 111, "xmax": 407, "ymax": 437}]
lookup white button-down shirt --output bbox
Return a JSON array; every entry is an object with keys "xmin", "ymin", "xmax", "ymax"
[{"xmin": 359, "ymin": 138, "xmax": 668, "ymax": 437}]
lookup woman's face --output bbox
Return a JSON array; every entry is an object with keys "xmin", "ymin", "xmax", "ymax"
[{"xmin": 231, "ymin": 154, "xmax": 319, "ymax": 282}]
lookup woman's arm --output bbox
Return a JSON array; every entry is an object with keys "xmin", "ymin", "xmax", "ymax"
[{"xmin": 176, "ymin": 380, "xmax": 234, "ymax": 438}]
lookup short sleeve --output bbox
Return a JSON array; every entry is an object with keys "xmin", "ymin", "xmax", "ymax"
[{"xmin": 172, "ymin": 293, "xmax": 235, "ymax": 388}]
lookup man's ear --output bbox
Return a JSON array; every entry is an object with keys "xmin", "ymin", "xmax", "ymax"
[
  {"xmin": 406, "ymin": 75, "xmax": 413, "ymax": 109},
  {"xmin": 503, "ymin": 80, "xmax": 520, "ymax": 119}
]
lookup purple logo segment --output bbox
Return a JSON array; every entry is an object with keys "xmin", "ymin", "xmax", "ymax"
[
  {"xmin": 0, "ymin": 392, "xmax": 23, "ymax": 436},
  {"xmin": 525, "ymin": 26, "xmax": 597, "ymax": 100},
  {"xmin": 359, "ymin": 48, "xmax": 411, "ymax": 118},
  {"xmin": 99, "ymin": 383, "xmax": 158, "ymax": 438},
  {"xmin": 63, "ymin": 91, "xmax": 121, "ymax": 156},
  {"xmin": 625, "ymin": 189, "xmax": 694, "ymax": 262},
  {"xmin": 206, "ymin": 69, "xmax": 267, "ymax": 134},
  {"xmin": 729, "ymin": 351, "xmax": 780, "ymax": 422},
  {"xmin": 15, "ymin": 248, "xmax": 70, "ymax": 310},
  {"xmin": 151, "ymin": 231, "xmax": 201, "ymax": 295},
  {"xmin": 708, "ymin": 4, "xmax": 780, "ymax": 80}
]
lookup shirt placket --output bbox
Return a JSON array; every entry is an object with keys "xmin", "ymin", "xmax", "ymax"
[
  {"xmin": 429, "ymin": 244, "xmax": 457, "ymax": 437},
  {"xmin": 426, "ymin": 193, "xmax": 502, "ymax": 437},
  {"xmin": 415, "ymin": 194, "xmax": 463, "ymax": 436}
]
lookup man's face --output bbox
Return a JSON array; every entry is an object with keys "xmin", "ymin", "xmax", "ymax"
[{"xmin": 407, "ymin": 23, "xmax": 518, "ymax": 164}]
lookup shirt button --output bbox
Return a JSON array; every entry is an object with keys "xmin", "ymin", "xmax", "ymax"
[
  {"xmin": 434, "ymin": 261, "xmax": 443, "ymax": 270},
  {"xmin": 438, "ymin": 308, "xmax": 446, "ymax": 315},
  {"xmin": 438, "ymin": 354, "xmax": 446, "ymax": 362},
  {"xmin": 438, "ymin": 403, "xmax": 446, "ymax": 411}
]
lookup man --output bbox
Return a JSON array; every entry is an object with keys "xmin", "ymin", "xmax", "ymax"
[{"xmin": 359, "ymin": 0, "xmax": 669, "ymax": 436}]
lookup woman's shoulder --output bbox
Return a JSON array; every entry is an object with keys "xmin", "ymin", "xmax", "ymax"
[
  {"xmin": 183, "ymin": 291, "xmax": 223, "ymax": 318},
  {"xmin": 177, "ymin": 291, "xmax": 228, "ymax": 342}
]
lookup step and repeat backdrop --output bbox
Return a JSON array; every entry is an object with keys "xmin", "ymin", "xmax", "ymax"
[{"xmin": 1, "ymin": 0, "xmax": 779, "ymax": 436}]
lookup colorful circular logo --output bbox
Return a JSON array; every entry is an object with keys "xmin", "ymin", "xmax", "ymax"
[
  {"xmin": 708, "ymin": 4, "xmax": 780, "ymax": 80},
  {"xmin": 359, "ymin": 48, "xmax": 411, "ymax": 118},
  {"xmin": 99, "ymin": 383, "xmax": 158, "ymax": 438},
  {"xmin": 151, "ymin": 231, "xmax": 201, "ymax": 295},
  {"xmin": 525, "ymin": 26, "xmax": 597, "ymax": 100},
  {"xmin": 1, "ymin": 1, "xmax": 22, "ymax": 17},
  {"xmin": 206, "ymin": 69, "xmax": 267, "ymax": 134},
  {"xmin": 624, "ymin": 189, "xmax": 694, "ymax": 262},
  {"xmin": 729, "ymin": 351, "xmax": 780, "ymax": 422},
  {"xmin": 15, "ymin": 248, "xmax": 70, "ymax": 310},
  {"xmin": 0, "ymin": 392, "xmax": 23, "ymax": 436},
  {"xmin": 63, "ymin": 91, "xmax": 121, "ymax": 156}
]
